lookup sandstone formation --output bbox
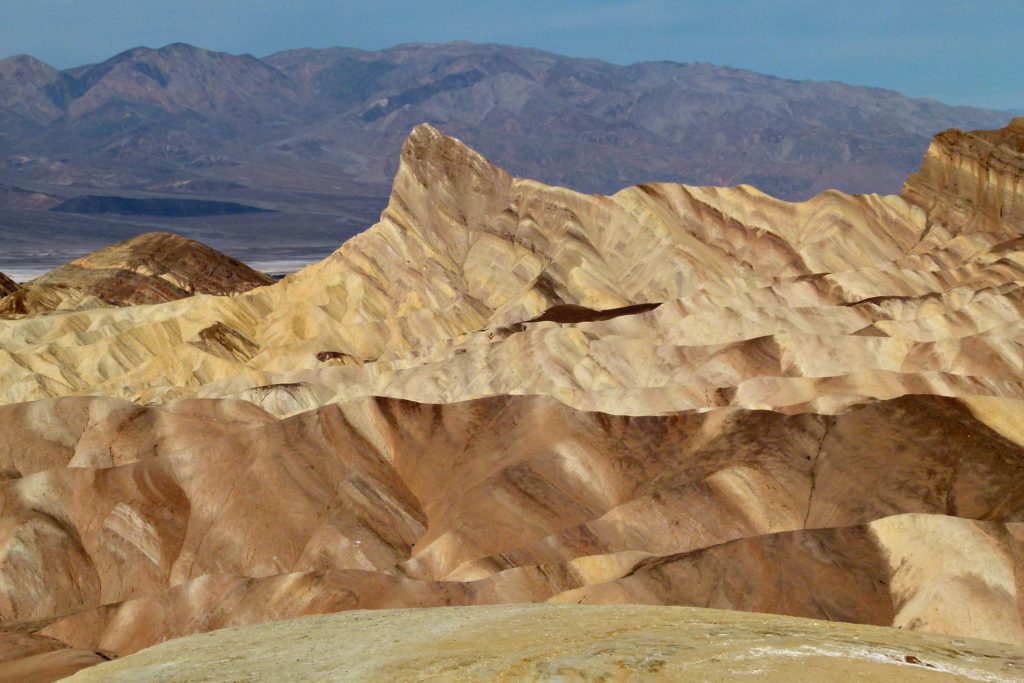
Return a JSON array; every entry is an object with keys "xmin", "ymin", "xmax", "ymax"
[
  {"xmin": 0, "ymin": 118, "xmax": 1023, "ymax": 678},
  {"xmin": 3, "ymin": 121, "xmax": 1024, "ymax": 414},
  {"xmin": 0, "ymin": 633, "xmax": 106, "ymax": 683},
  {"xmin": 0, "ymin": 393, "xmax": 1022, "ymax": 662},
  {"xmin": 0, "ymin": 231, "xmax": 272, "ymax": 317},
  {"xmin": 902, "ymin": 116, "xmax": 1024, "ymax": 233}
]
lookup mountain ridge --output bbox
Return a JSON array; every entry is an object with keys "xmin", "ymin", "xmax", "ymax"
[{"xmin": 0, "ymin": 41, "xmax": 1014, "ymax": 255}]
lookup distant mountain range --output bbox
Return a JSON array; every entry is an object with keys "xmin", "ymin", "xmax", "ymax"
[{"xmin": 0, "ymin": 41, "xmax": 1014, "ymax": 254}]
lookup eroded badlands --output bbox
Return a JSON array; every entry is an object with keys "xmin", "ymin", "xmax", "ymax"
[{"xmin": 0, "ymin": 117, "xmax": 1022, "ymax": 680}]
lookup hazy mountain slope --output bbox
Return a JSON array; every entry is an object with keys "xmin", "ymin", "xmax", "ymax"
[
  {"xmin": 0, "ymin": 54, "xmax": 63, "ymax": 149},
  {"xmin": 0, "ymin": 41, "xmax": 1014, "ymax": 253},
  {"xmin": 265, "ymin": 42, "xmax": 1011, "ymax": 196}
]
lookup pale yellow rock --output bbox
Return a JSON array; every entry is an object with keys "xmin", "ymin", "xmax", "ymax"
[
  {"xmin": 870, "ymin": 515, "xmax": 1024, "ymax": 645},
  {"xmin": 0, "ymin": 123, "xmax": 1021, "ymax": 417},
  {"xmin": 59, "ymin": 604, "xmax": 1024, "ymax": 682}
]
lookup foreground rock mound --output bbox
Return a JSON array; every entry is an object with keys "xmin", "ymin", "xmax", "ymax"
[
  {"xmin": 0, "ymin": 231, "xmax": 271, "ymax": 317},
  {"xmin": 61, "ymin": 605, "xmax": 1024, "ymax": 682}
]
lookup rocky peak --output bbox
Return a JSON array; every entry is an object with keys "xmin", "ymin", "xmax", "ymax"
[
  {"xmin": 385, "ymin": 123, "xmax": 514, "ymax": 253},
  {"xmin": 60, "ymin": 42, "xmax": 297, "ymax": 119},
  {"xmin": 0, "ymin": 53, "xmax": 62, "ymax": 123},
  {"xmin": 397, "ymin": 124, "xmax": 511, "ymax": 197},
  {"xmin": 901, "ymin": 117, "xmax": 1024, "ymax": 235},
  {"xmin": 0, "ymin": 53, "xmax": 57, "ymax": 78}
]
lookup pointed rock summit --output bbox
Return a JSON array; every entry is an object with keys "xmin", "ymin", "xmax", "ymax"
[{"xmin": 398, "ymin": 123, "xmax": 512, "ymax": 195}]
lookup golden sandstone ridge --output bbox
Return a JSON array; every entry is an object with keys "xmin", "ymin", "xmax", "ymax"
[
  {"xmin": 4, "ymin": 121, "xmax": 1024, "ymax": 413},
  {"xmin": 1, "ymin": 118, "xmax": 1024, "ymax": 680}
]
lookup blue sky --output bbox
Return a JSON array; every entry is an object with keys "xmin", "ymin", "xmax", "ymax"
[{"xmin": 1, "ymin": 0, "xmax": 1021, "ymax": 110}]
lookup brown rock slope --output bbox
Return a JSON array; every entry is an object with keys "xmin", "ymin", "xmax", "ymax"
[
  {"xmin": 0, "ymin": 231, "xmax": 272, "ymax": 317},
  {"xmin": 0, "ymin": 273, "xmax": 17, "ymax": 297},
  {"xmin": 1, "ymin": 119, "xmax": 1024, "ymax": 678},
  {"xmin": 0, "ymin": 183, "xmax": 61, "ymax": 211},
  {"xmin": 902, "ymin": 116, "xmax": 1024, "ymax": 233},
  {"xmin": 0, "ymin": 393, "xmax": 1023, "ymax": 663}
]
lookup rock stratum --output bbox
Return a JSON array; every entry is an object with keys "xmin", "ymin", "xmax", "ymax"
[{"xmin": 1, "ymin": 118, "xmax": 1024, "ymax": 680}]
